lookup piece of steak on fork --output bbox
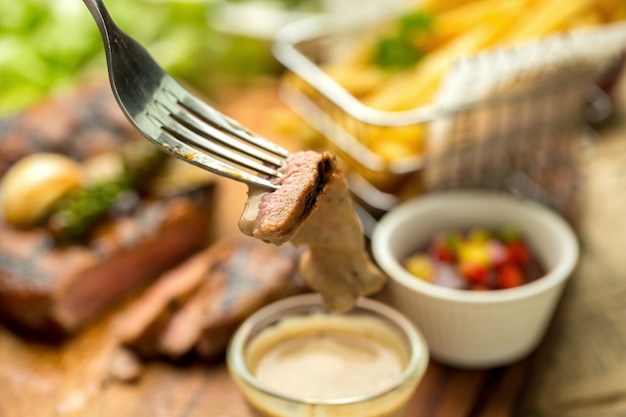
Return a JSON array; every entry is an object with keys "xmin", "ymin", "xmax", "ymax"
[{"xmin": 238, "ymin": 150, "xmax": 386, "ymax": 313}]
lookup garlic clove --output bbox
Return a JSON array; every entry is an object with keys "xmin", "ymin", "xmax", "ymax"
[{"xmin": 0, "ymin": 153, "xmax": 83, "ymax": 227}]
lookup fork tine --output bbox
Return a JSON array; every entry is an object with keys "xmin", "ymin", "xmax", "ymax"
[
  {"xmin": 176, "ymin": 109, "xmax": 285, "ymax": 168},
  {"xmin": 163, "ymin": 79, "xmax": 290, "ymax": 160},
  {"xmin": 146, "ymin": 100, "xmax": 283, "ymax": 180},
  {"xmin": 155, "ymin": 87, "xmax": 285, "ymax": 170},
  {"xmin": 145, "ymin": 118, "xmax": 278, "ymax": 190},
  {"xmin": 137, "ymin": 112, "xmax": 280, "ymax": 190},
  {"xmin": 151, "ymin": 102, "xmax": 281, "ymax": 177}
]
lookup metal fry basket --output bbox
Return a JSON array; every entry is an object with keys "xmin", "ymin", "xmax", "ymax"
[{"xmin": 273, "ymin": 13, "xmax": 626, "ymax": 222}]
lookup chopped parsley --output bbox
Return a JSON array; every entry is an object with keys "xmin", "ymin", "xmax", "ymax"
[{"xmin": 373, "ymin": 10, "xmax": 434, "ymax": 70}]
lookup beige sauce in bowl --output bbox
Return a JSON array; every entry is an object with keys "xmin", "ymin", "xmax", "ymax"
[
  {"xmin": 240, "ymin": 312, "xmax": 422, "ymax": 417},
  {"xmin": 254, "ymin": 330, "xmax": 403, "ymax": 400}
]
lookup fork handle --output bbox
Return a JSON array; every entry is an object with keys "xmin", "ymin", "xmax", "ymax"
[{"xmin": 82, "ymin": 0, "xmax": 117, "ymax": 44}]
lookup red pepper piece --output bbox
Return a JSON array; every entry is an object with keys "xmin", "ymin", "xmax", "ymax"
[
  {"xmin": 506, "ymin": 240, "xmax": 530, "ymax": 265},
  {"xmin": 458, "ymin": 262, "xmax": 489, "ymax": 286},
  {"xmin": 431, "ymin": 234, "xmax": 456, "ymax": 263},
  {"xmin": 497, "ymin": 263, "xmax": 524, "ymax": 289}
]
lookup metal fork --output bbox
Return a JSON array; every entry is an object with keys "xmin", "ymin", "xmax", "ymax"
[{"xmin": 82, "ymin": 0, "xmax": 289, "ymax": 190}]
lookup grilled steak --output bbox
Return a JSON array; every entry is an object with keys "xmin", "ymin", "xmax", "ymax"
[
  {"xmin": 238, "ymin": 150, "xmax": 386, "ymax": 313},
  {"xmin": 113, "ymin": 243, "xmax": 211, "ymax": 353},
  {"xmin": 0, "ymin": 83, "xmax": 136, "ymax": 177},
  {"xmin": 118, "ymin": 237, "xmax": 305, "ymax": 359},
  {"xmin": 0, "ymin": 84, "xmax": 215, "ymax": 336},
  {"xmin": 238, "ymin": 150, "xmax": 333, "ymax": 245}
]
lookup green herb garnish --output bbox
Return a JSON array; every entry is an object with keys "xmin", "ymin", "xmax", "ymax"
[
  {"xmin": 49, "ymin": 177, "xmax": 133, "ymax": 245},
  {"xmin": 48, "ymin": 143, "xmax": 167, "ymax": 245},
  {"xmin": 373, "ymin": 10, "xmax": 434, "ymax": 70}
]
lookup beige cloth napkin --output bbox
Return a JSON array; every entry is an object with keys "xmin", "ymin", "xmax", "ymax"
[{"xmin": 517, "ymin": 101, "xmax": 626, "ymax": 416}]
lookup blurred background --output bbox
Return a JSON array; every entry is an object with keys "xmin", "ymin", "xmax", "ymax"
[
  {"xmin": 0, "ymin": 0, "xmax": 321, "ymax": 117},
  {"xmin": 2, "ymin": 0, "xmax": 623, "ymax": 115}
]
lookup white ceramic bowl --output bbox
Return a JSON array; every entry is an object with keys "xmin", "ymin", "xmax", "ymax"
[{"xmin": 372, "ymin": 191, "xmax": 579, "ymax": 369}]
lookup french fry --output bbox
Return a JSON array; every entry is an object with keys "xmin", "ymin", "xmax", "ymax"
[
  {"xmin": 323, "ymin": 65, "xmax": 391, "ymax": 98},
  {"xmin": 420, "ymin": 0, "xmax": 477, "ymax": 13},
  {"xmin": 592, "ymin": 0, "xmax": 626, "ymax": 22},
  {"xmin": 364, "ymin": 8, "xmax": 519, "ymax": 111},
  {"xmin": 498, "ymin": 0, "xmax": 592, "ymax": 44},
  {"xmin": 431, "ymin": 0, "xmax": 526, "ymax": 44},
  {"xmin": 567, "ymin": 12, "xmax": 604, "ymax": 29},
  {"xmin": 420, "ymin": 0, "xmax": 496, "ymax": 49},
  {"xmin": 370, "ymin": 125, "xmax": 426, "ymax": 159}
]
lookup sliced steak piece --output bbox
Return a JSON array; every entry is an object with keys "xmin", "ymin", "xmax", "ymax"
[
  {"xmin": 238, "ymin": 151, "xmax": 333, "ymax": 245},
  {"xmin": 238, "ymin": 150, "xmax": 386, "ymax": 313},
  {"xmin": 0, "ymin": 193, "xmax": 214, "ymax": 336},
  {"xmin": 119, "ymin": 237, "xmax": 305, "ymax": 359},
  {"xmin": 114, "ymin": 243, "xmax": 212, "ymax": 355}
]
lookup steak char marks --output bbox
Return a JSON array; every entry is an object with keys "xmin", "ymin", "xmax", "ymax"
[
  {"xmin": 116, "ymin": 237, "xmax": 305, "ymax": 360},
  {"xmin": 239, "ymin": 150, "xmax": 334, "ymax": 245}
]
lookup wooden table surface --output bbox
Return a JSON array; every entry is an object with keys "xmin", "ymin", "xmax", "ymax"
[{"xmin": 0, "ymin": 75, "xmax": 625, "ymax": 417}]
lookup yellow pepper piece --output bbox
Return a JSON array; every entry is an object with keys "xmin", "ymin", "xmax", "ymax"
[
  {"xmin": 458, "ymin": 241, "xmax": 491, "ymax": 267},
  {"xmin": 404, "ymin": 254, "xmax": 436, "ymax": 281}
]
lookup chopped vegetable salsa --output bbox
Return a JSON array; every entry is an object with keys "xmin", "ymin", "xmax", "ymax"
[{"xmin": 403, "ymin": 226, "xmax": 545, "ymax": 291}]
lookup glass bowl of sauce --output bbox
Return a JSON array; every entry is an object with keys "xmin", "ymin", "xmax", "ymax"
[{"xmin": 227, "ymin": 293, "xmax": 428, "ymax": 417}]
